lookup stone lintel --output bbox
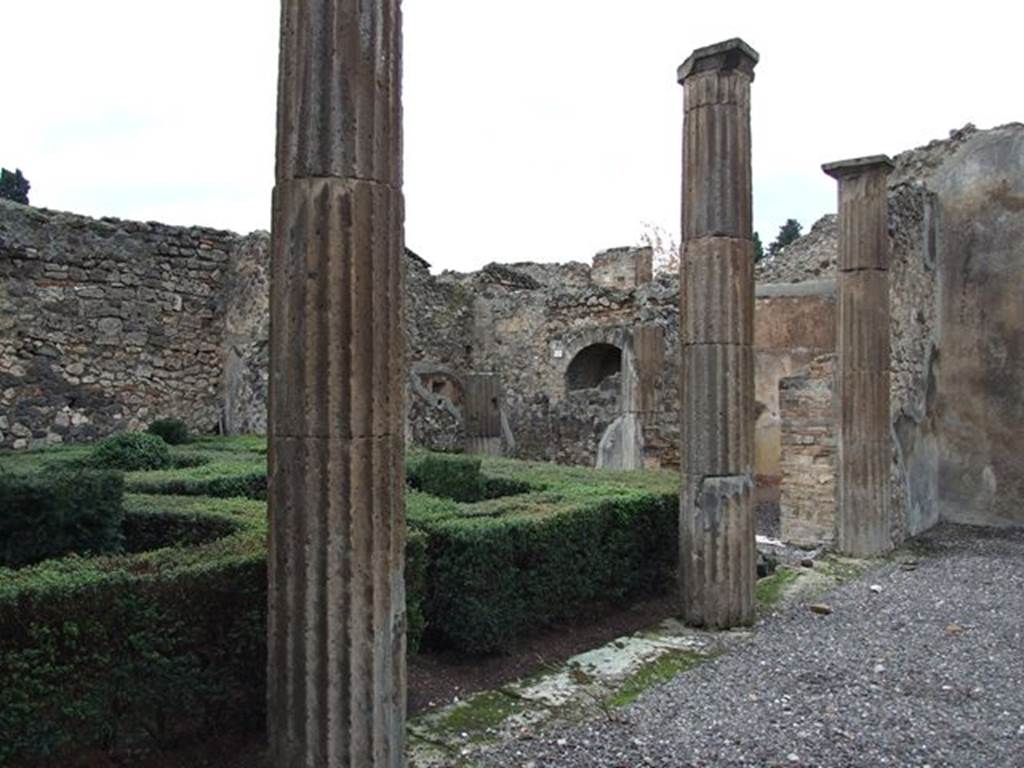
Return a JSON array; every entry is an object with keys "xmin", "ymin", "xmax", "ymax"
[
  {"xmin": 822, "ymin": 155, "xmax": 894, "ymax": 180},
  {"xmin": 677, "ymin": 38, "xmax": 759, "ymax": 84}
]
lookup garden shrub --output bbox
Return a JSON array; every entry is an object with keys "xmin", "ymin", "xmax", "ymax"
[
  {"xmin": 0, "ymin": 441, "xmax": 682, "ymax": 762},
  {"xmin": 482, "ymin": 475, "xmax": 534, "ymax": 499},
  {"xmin": 122, "ymin": 507, "xmax": 242, "ymax": 553},
  {"xmin": 168, "ymin": 452, "xmax": 212, "ymax": 469},
  {"xmin": 406, "ymin": 452, "xmax": 485, "ymax": 502},
  {"xmin": 405, "ymin": 529, "xmax": 429, "ymax": 655},
  {"xmin": 146, "ymin": 418, "xmax": 192, "ymax": 446},
  {"xmin": 0, "ymin": 552, "xmax": 267, "ymax": 763},
  {"xmin": 127, "ymin": 470, "xmax": 267, "ymax": 500},
  {"xmin": 415, "ymin": 491, "xmax": 677, "ymax": 654},
  {"xmin": 0, "ymin": 469, "xmax": 124, "ymax": 568},
  {"xmin": 91, "ymin": 432, "xmax": 171, "ymax": 471}
]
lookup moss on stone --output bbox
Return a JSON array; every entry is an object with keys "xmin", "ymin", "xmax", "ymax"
[
  {"xmin": 435, "ymin": 690, "xmax": 525, "ymax": 741},
  {"xmin": 608, "ymin": 650, "xmax": 706, "ymax": 708},
  {"xmin": 756, "ymin": 567, "xmax": 801, "ymax": 607}
]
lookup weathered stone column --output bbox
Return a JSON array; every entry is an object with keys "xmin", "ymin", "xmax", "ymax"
[
  {"xmin": 823, "ymin": 156, "xmax": 893, "ymax": 557},
  {"xmin": 268, "ymin": 2, "xmax": 406, "ymax": 767},
  {"xmin": 677, "ymin": 39, "xmax": 758, "ymax": 629}
]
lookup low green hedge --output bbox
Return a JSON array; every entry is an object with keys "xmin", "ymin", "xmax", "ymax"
[
  {"xmin": 406, "ymin": 452, "xmax": 486, "ymax": 502},
  {"xmin": 127, "ymin": 470, "xmax": 267, "ymax": 500},
  {"xmin": 0, "ymin": 491, "xmax": 431, "ymax": 765},
  {"xmin": 0, "ymin": 469, "xmax": 125, "ymax": 568},
  {"xmin": 147, "ymin": 418, "xmax": 192, "ymax": 446},
  {"xmin": 0, "ymin": 546, "xmax": 267, "ymax": 762},
  {"xmin": 0, "ymin": 441, "xmax": 680, "ymax": 764},
  {"xmin": 122, "ymin": 495, "xmax": 246, "ymax": 552},
  {"xmin": 90, "ymin": 432, "xmax": 171, "ymax": 471},
  {"xmin": 413, "ymin": 490, "xmax": 676, "ymax": 653},
  {"xmin": 106, "ymin": 447, "xmax": 522, "ymax": 505}
]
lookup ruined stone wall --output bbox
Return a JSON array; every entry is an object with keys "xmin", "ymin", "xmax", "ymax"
[
  {"xmin": 6, "ymin": 125, "xmax": 1019, "ymax": 533},
  {"xmin": 756, "ymin": 215, "xmax": 838, "ymax": 284},
  {"xmin": 760, "ymin": 123, "xmax": 1024, "ymax": 533},
  {"xmin": 887, "ymin": 182, "xmax": 939, "ymax": 537},
  {"xmin": 0, "ymin": 201, "xmax": 248, "ymax": 448},
  {"xmin": 222, "ymin": 232, "xmax": 271, "ymax": 435},
  {"xmin": 928, "ymin": 125, "xmax": 1024, "ymax": 527},
  {"xmin": 590, "ymin": 246, "xmax": 654, "ymax": 290},
  {"xmin": 779, "ymin": 355, "xmax": 837, "ymax": 546},
  {"xmin": 753, "ymin": 283, "xmax": 836, "ymax": 503}
]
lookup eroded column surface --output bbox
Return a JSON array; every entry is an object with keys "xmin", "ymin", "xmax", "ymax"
[
  {"xmin": 823, "ymin": 156, "xmax": 893, "ymax": 557},
  {"xmin": 677, "ymin": 39, "xmax": 758, "ymax": 629},
  {"xmin": 268, "ymin": 2, "xmax": 406, "ymax": 766}
]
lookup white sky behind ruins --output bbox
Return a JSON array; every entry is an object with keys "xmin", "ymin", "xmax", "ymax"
[{"xmin": 4, "ymin": 1, "xmax": 1022, "ymax": 273}]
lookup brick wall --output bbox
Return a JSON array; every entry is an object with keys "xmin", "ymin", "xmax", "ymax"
[{"xmin": 779, "ymin": 355, "xmax": 837, "ymax": 547}]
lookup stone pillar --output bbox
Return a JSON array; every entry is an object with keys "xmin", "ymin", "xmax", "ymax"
[
  {"xmin": 823, "ymin": 156, "xmax": 893, "ymax": 557},
  {"xmin": 677, "ymin": 39, "xmax": 758, "ymax": 629},
  {"xmin": 268, "ymin": 2, "xmax": 406, "ymax": 767}
]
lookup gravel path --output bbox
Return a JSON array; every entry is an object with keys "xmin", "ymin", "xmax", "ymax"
[{"xmin": 478, "ymin": 524, "xmax": 1024, "ymax": 768}]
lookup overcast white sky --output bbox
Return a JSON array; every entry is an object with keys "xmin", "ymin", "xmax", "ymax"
[{"xmin": 3, "ymin": 1, "xmax": 1021, "ymax": 272}]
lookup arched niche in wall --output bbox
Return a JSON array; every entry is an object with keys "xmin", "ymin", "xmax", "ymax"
[
  {"xmin": 566, "ymin": 343, "xmax": 623, "ymax": 392},
  {"xmin": 418, "ymin": 370, "xmax": 464, "ymax": 406}
]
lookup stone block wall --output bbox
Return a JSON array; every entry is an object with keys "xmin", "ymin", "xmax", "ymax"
[
  {"xmin": 590, "ymin": 246, "xmax": 653, "ymax": 290},
  {"xmin": 779, "ymin": 355, "xmax": 837, "ymax": 546},
  {"xmin": 5, "ymin": 124, "xmax": 1019, "ymax": 535},
  {"xmin": 753, "ymin": 282, "xmax": 836, "ymax": 500},
  {"xmin": 0, "ymin": 201, "xmax": 252, "ymax": 448},
  {"xmin": 761, "ymin": 123, "xmax": 1024, "ymax": 534}
]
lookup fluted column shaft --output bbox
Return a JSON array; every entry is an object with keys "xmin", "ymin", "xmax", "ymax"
[
  {"xmin": 823, "ymin": 156, "xmax": 893, "ymax": 558},
  {"xmin": 268, "ymin": 2, "xmax": 406, "ymax": 767},
  {"xmin": 677, "ymin": 39, "xmax": 759, "ymax": 629}
]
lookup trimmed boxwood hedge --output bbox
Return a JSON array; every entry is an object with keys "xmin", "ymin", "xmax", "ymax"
[
  {"xmin": 90, "ymin": 432, "xmax": 171, "ymax": 471},
  {"xmin": 0, "ymin": 441, "xmax": 679, "ymax": 764},
  {"xmin": 406, "ymin": 452, "xmax": 486, "ymax": 501},
  {"xmin": 0, "ymin": 493, "xmax": 431, "ymax": 765},
  {"xmin": 414, "ymin": 492, "xmax": 676, "ymax": 653},
  {"xmin": 147, "ymin": 418, "xmax": 192, "ymax": 446},
  {"xmin": 0, "ymin": 546, "xmax": 267, "ymax": 762},
  {"xmin": 0, "ymin": 469, "xmax": 125, "ymax": 568},
  {"xmin": 122, "ymin": 496, "xmax": 246, "ymax": 552}
]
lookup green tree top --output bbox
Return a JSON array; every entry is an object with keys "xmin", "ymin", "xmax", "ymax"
[
  {"xmin": 0, "ymin": 168, "xmax": 30, "ymax": 205},
  {"xmin": 768, "ymin": 218, "xmax": 802, "ymax": 257},
  {"xmin": 753, "ymin": 231, "xmax": 765, "ymax": 262}
]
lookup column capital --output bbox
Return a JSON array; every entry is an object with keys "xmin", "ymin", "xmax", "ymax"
[
  {"xmin": 677, "ymin": 38, "xmax": 759, "ymax": 85},
  {"xmin": 823, "ymin": 155, "xmax": 894, "ymax": 181}
]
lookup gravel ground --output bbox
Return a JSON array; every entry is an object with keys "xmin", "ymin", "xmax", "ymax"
[{"xmin": 478, "ymin": 524, "xmax": 1024, "ymax": 768}]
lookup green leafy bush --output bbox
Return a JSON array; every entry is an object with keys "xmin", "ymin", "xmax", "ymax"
[
  {"xmin": 147, "ymin": 418, "xmax": 192, "ymax": 446},
  {"xmin": 0, "ymin": 441, "xmax": 681, "ymax": 762},
  {"xmin": 0, "ymin": 551, "xmax": 267, "ymax": 763},
  {"xmin": 415, "ymin": 492, "xmax": 676, "ymax": 654},
  {"xmin": 127, "ymin": 470, "xmax": 267, "ymax": 500},
  {"xmin": 122, "ymin": 507, "xmax": 242, "ymax": 553},
  {"xmin": 0, "ymin": 168, "xmax": 29, "ymax": 205},
  {"xmin": 406, "ymin": 453, "xmax": 485, "ymax": 502},
  {"xmin": 91, "ymin": 432, "xmax": 171, "ymax": 471},
  {"xmin": 0, "ymin": 469, "xmax": 125, "ymax": 568},
  {"xmin": 0, "ymin": 509, "xmax": 427, "ymax": 765},
  {"xmin": 405, "ymin": 529, "xmax": 429, "ymax": 655},
  {"xmin": 168, "ymin": 452, "xmax": 212, "ymax": 469}
]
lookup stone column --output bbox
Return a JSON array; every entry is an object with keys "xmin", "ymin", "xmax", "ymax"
[
  {"xmin": 267, "ymin": 2, "xmax": 406, "ymax": 767},
  {"xmin": 677, "ymin": 39, "xmax": 758, "ymax": 629},
  {"xmin": 823, "ymin": 156, "xmax": 893, "ymax": 557}
]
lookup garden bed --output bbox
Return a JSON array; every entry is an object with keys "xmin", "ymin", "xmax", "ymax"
[{"xmin": 0, "ymin": 438, "xmax": 678, "ymax": 765}]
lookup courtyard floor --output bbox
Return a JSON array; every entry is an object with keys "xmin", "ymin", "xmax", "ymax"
[{"xmin": 465, "ymin": 524, "xmax": 1024, "ymax": 768}]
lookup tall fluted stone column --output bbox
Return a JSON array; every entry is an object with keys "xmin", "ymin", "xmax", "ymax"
[
  {"xmin": 268, "ymin": 2, "xmax": 405, "ymax": 766},
  {"xmin": 677, "ymin": 39, "xmax": 758, "ymax": 629},
  {"xmin": 823, "ymin": 156, "xmax": 893, "ymax": 557}
]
